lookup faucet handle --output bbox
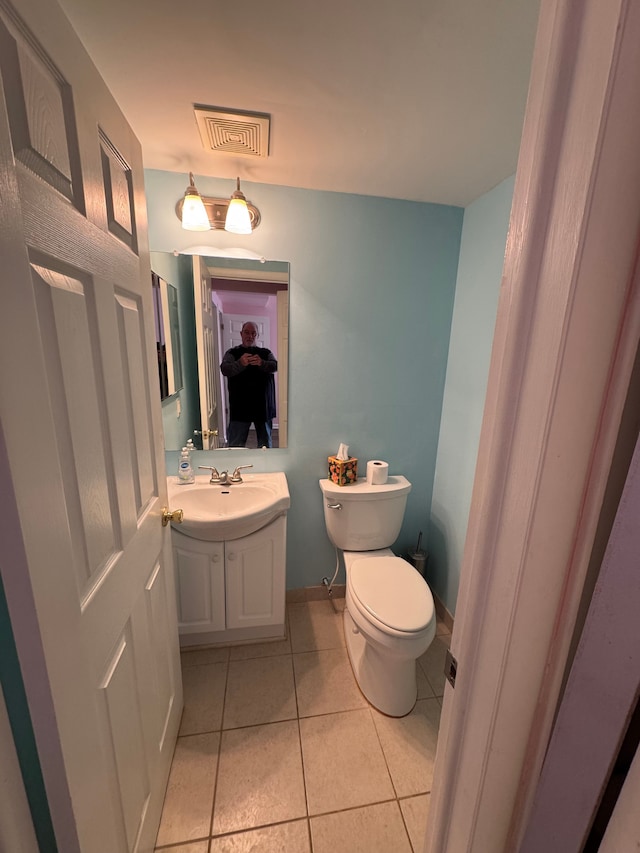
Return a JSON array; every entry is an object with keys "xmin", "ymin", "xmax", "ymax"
[
  {"xmin": 230, "ymin": 464, "xmax": 253, "ymax": 483},
  {"xmin": 198, "ymin": 465, "xmax": 221, "ymax": 484}
]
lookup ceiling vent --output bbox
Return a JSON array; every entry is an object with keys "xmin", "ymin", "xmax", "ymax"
[{"xmin": 193, "ymin": 105, "xmax": 270, "ymax": 158}]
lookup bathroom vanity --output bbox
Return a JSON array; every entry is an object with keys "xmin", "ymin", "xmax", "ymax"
[{"xmin": 166, "ymin": 473, "xmax": 289, "ymax": 647}]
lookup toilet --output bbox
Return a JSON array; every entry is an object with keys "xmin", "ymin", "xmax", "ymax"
[{"xmin": 319, "ymin": 475, "xmax": 436, "ymax": 717}]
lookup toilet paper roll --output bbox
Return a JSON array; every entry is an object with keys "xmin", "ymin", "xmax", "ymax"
[{"xmin": 366, "ymin": 460, "xmax": 389, "ymax": 485}]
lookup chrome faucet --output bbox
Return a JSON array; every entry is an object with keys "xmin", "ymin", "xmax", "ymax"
[
  {"xmin": 198, "ymin": 464, "xmax": 253, "ymax": 485},
  {"xmin": 229, "ymin": 464, "xmax": 253, "ymax": 483},
  {"xmin": 198, "ymin": 466, "xmax": 227, "ymax": 485}
]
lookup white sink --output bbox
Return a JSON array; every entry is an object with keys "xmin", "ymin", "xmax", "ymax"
[{"xmin": 166, "ymin": 472, "xmax": 290, "ymax": 541}]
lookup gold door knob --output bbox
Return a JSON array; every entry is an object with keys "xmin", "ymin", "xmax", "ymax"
[
  {"xmin": 203, "ymin": 429, "xmax": 218, "ymax": 439},
  {"xmin": 162, "ymin": 507, "xmax": 184, "ymax": 527}
]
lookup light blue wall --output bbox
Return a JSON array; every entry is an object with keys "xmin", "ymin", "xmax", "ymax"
[
  {"xmin": 428, "ymin": 176, "xmax": 515, "ymax": 615},
  {"xmin": 145, "ymin": 170, "xmax": 464, "ymax": 590}
]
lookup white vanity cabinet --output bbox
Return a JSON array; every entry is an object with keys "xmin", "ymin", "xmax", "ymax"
[{"xmin": 171, "ymin": 515, "xmax": 287, "ymax": 646}]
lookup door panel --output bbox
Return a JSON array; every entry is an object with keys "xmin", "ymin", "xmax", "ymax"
[
  {"xmin": 173, "ymin": 532, "xmax": 226, "ymax": 633},
  {"xmin": 0, "ymin": 1, "xmax": 182, "ymax": 850},
  {"xmin": 30, "ymin": 259, "xmax": 117, "ymax": 592},
  {"xmin": 101, "ymin": 627, "xmax": 150, "ymax": 851},
  {"xmin": 222, "ymin": 313, "xmax": 270, "ymax": 350},
  {"xmin": 225, "ymin": 517, "xmax": 286, "ymax": 630}
]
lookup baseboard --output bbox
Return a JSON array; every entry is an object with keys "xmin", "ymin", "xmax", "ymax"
[{"xmin": 432, "ymin": 592, "xmax": 455, "ymax": 633}]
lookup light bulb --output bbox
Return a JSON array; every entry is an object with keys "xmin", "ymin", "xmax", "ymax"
[
  {"xmin": 224, "ymin": 178, "xmax": 252, "ymax": 234},
  {"xmin": 181, "ymin": 173, "xmax": 210, "ymax": 231}
]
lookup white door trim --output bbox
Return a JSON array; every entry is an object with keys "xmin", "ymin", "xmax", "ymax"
[
  {"xmin": 520, "ymin": 432, "xmax": 640, "ymax": 849},
  {"xmin": 426, "ymin": 0, "xmax": 640, "ymax": 849}
]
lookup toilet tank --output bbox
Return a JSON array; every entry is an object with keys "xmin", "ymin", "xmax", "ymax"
[{"xmin": 319, "ymin": 476, "xmax": 411, "ymax": 551}]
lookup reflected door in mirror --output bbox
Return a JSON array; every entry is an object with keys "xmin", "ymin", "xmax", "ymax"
[{"xmin": 152, "ymin": 272, "xmax": 183, "ymax": 400}]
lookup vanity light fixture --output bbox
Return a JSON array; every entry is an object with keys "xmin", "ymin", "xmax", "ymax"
[
  {"xmin": 180, "ymin": 172, "xmax": 211, "ymax": 231},
  {"xmin": 176, "ymin": 175, "xmax": 261, "ymax": 233}
]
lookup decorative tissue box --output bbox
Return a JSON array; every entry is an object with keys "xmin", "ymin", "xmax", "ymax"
[{"xmin": 328, "ymin": 455, "xmax": 358, "ymax": 486}]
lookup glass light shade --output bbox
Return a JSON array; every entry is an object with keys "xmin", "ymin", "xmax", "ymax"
[
  {"xmin": 224, "ymin": 196, "xmax": 252, "ymax": 234},
  {"xmin": 181, "ymin": 174, "xmax": 211, "ymax": 231}
]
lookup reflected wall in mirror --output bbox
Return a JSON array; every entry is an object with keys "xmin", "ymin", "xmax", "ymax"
[
  {"xmin": 152, "ymin": 272, "xmax": 183, "ymax": 400},
  {"xmin": 151, "ymin": 252, "xmax": 289, "ymax": 452}
]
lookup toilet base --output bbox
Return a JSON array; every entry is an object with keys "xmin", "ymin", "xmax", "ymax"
[{"xmin": 343, "ymin": 607, "xmax": 418, "ymax": 717}]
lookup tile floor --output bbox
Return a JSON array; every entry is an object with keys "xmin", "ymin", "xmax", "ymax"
[{"xmin": 155, "ymin": 598, "xmax": 452, "ymax": 853}]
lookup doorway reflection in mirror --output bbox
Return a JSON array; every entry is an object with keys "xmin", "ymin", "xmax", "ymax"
[{"xmin": 220, "ymin": 321, "xmax": 278, "ymax": 448}]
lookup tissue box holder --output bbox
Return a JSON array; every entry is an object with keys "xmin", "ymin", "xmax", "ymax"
[{"xmin": 328, "ymin": 455, "xmax": 358, "ymax": 486}]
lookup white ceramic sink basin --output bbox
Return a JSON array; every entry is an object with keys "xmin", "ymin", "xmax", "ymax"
[{"xmin": 166, "ymin": 472, "xmax": 290, "ymax": 541}]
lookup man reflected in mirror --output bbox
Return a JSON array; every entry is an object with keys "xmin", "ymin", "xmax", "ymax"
[{"xmin": 220, "ymin": 321, "xmax": 277, "ymax": 448}]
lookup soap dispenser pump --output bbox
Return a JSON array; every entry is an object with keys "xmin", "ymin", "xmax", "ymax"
[{"xmin": 177, "ymin": 446, "xmax": 195, "ymax": 484}]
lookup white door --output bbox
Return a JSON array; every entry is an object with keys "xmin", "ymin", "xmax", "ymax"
[
  {"xmin": 0, "ymin": 1, "xmax": 182, "ymax": 851},
  {"xmin": 222, "ymin": 313, "xmax": 271, "ymax": 351},
  {"xmin": 193, "ymin": 255, "xmax": 221, "ymax": 449},
  {"xmin": 425, "ymin": 0, "xmax": 640, "ymax": 849}
]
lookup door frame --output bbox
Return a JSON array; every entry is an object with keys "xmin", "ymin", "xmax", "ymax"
[
  {"xmin": 519, "ymin": 431, "xmax": 640, "ymax": 850},
  {"xmin": 426, "ymin": 0, "xmax": 640, "ymax": 849},
  {"xmin": 193, "ymin": 255, "xmax": 221, "ymax": 449}
]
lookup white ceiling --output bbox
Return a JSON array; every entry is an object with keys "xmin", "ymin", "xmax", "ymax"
[{"xmin": 57, "ymin": 0, "xmax": 541, "ymax": 207}]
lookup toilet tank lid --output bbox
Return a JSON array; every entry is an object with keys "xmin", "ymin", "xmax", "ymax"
[{"xmin": 319, "ymin": 476, "xmax": 411, "ymax": 501}]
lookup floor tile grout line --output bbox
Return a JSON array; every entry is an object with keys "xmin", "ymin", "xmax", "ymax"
[
  {"xmin": 208, "ymin": 652, "xmax": 230, "ymax": 841},
  {"xmin": 398, "ymin": 796, "xmax": 418, "ymax": 853},
  {"xmin": 295, "ymin": 715, "xmax": 313, "ymax": 849},
  {"xmin": 367, "ymin": 704, "xmax": 402, "ymax": 801},
  {"xmin": 155, "ymin": 836, "xmax": 210, "ymax": 851},
  {"xmin": 291, "ymin": 642, "xmax": 302, "ymax": 721},
  {"xmin": 206, "ymin": 814, "xmax": 311, "ymax": 842},
  {"xmin": 307, "ymin": 794, "xmax": 427, "ymax": 820}
]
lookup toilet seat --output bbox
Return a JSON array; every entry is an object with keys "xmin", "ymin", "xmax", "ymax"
[{"xmin": 350, "ymin": 556, "xmax": 434, "ymax": 633}]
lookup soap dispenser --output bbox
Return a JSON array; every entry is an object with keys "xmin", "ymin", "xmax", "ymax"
[{"xmin": 177, "ymin": 446, "xmax": 195, "ymax": 484}]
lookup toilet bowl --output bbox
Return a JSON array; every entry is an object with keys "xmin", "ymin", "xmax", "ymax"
[
  {"xmin": 343, "ymin": 549, "xmax": 435, "ymax": 716},
  {"xmin": 319, "ymin": 475, "xmax": 437, "ymax": 717}
]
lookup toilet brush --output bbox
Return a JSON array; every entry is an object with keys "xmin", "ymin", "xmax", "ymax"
[{"xmin": 409, "ymin": 531, "xmax": 427, "ymax": 575}]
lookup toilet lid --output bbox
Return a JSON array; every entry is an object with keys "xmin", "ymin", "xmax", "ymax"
[{"xmin": 350, "ymin": 556, "xmax": 434, "ymax": 633}]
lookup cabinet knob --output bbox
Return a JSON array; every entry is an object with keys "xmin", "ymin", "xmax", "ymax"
[
  {"xmin": 212, "ymin": 553, "xmax": 221, "ymax": 562},
  {"xmin": 227, "ymin": 552, "xmax": 236, "ymax": 561}
]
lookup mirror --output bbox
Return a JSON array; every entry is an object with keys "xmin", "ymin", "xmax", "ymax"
[
  {"xmin": 152, "ymin": 272, "xmax": 183, "ymax": 400},
  {"xmin": 152, "ymin": 252, "xmax": 289, "ymax": 452}
]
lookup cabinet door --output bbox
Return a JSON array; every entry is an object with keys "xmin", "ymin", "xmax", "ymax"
[
  {"xmin": 173, "ymin": 532, "xmax": 226, "ymax": 633},
  {"xmin": 225, "ymin": 516, "xmax": 286, "ymax": 630}
]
